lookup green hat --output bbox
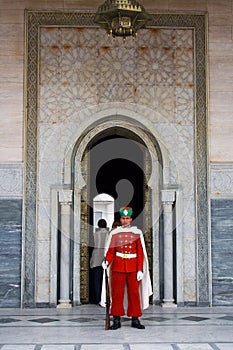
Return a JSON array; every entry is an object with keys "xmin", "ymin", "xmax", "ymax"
[{"xmin": 119, "ymin": 207, "xmax": 133, "ymax": 217}]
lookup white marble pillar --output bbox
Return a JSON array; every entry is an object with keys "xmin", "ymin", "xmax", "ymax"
[
  {"xmin": 161, "ymin": 189, "xmax": 177, "ymax": 308},
  {"xmin": 57, "ymin": 189, "xmax": 73, "ymax": 308}
]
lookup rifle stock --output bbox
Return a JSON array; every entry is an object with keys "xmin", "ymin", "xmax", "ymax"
[{"xmin": 105, "ymin": 269, "xmax": 110, "ymax": 330}]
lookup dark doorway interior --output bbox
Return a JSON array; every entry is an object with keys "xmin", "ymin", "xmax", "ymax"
[
  {"xmin": 90, "ymin": 135, "xmax": 145, "ymax": 227},
  {"xmin": 95, "ymin": 158, "xmax": 144, "ymax": 224}
]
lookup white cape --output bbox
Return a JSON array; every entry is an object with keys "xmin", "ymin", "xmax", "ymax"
[{"xmin": 100, "ymin": 226, "xmax": 153, "ymax": 310}]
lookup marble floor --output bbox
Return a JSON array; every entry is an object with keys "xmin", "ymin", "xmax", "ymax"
[{"xmin": 0, "ymin": 305, "xmax": 233, "ymax": 350}]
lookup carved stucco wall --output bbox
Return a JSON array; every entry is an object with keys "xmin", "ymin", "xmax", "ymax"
[
  {"xmin": 23, "ymin": 11, "xmax": 208, "ymax": 307},
  {"xmin": 0, "ymin": 164, "xmax": 22, "ymax": 199},
  {"xmin": 211, "ymin": 164, "xmax": 233, "ymax": 197}
]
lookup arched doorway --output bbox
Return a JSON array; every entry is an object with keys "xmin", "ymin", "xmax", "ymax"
[
  {"xmin": 72, "ymin": 122, "xmax": 163, "ymax": 304},
  {"xmin": 88, "ymin": 133, "xmax": 149, "ymax": 303}
]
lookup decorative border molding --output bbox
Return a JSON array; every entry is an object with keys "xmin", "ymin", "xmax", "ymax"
[
  {"xmin": 24, "ymin": 10, "xmax": 208, "ymax": 307},
  {"xmin": 0, "ymin": 164, "xmax": 23, "ymax": 199},
  {"xmin": 210, "ymin": 163, "xmax": 233, "ymax": 198}
]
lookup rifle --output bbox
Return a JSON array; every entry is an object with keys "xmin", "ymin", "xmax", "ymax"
[{"xmin": 105, "ymin": 267, "xmax": 110, "ymax": 330}]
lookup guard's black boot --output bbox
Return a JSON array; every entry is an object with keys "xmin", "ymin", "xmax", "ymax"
[
  {"xmin": 110, "ymin": 316, "xmax": 121, "ymax": 330},
  {"xmin": 131, "ymin": 317, "xmax": 145, "ymax": 329}
]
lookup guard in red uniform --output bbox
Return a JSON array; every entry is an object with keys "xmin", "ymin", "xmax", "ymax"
[{"xmin": 102, "ymin": 206, "xmax": 151, "ymax": 330}]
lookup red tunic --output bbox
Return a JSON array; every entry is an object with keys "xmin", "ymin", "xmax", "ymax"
[{"xmin": 105, "ymin": 230, "xmax": 144, "ymax": 317}]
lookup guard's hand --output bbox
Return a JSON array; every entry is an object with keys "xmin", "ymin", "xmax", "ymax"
[
  {"xmin": 102, "ymin": 260, "xmax": 108, "ymax": 270},
  {"xmin": 137, "ymin": 270, "xmax": 143, "ymax": 281}
]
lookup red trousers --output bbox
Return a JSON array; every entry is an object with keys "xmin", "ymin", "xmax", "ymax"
[{"xmin": 110, "ymin": 271, "xmax": 142, "ymax": 317}]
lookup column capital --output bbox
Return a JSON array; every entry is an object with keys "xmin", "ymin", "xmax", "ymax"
[
  {"xmin": 161, "ymin": 189, "xmax": 176, "ymax": 204},
  {"xmin": 59, "ymin": 189, "xmax": 73, "ymax": 205}
]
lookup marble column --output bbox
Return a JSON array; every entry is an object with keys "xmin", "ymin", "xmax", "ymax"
[
  {"xmin": 161, "ymin": 189, "xmax": 177, "ymax": 308},
  {"xmin": 57, "ymin": 189, "xmax": 73, "ymax": 308}
]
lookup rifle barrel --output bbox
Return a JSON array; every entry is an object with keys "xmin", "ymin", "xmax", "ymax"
[{"xmin": 105, "ymin": 269, "xmax": 110, "ymax": 330}]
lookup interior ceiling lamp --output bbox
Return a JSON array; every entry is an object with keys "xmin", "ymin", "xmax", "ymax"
[{"xmin": 94, "ymin": 0, "xmax": 152, "ymax": 39}]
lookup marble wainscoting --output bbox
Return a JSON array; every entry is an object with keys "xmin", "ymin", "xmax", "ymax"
[
  {"xmin": 0, "ymin": 199, "xmax": 22, "ymax": 307},
  {"xmin": 211, "ymin": 199, "xmax": 233, "ymax": 306}
]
